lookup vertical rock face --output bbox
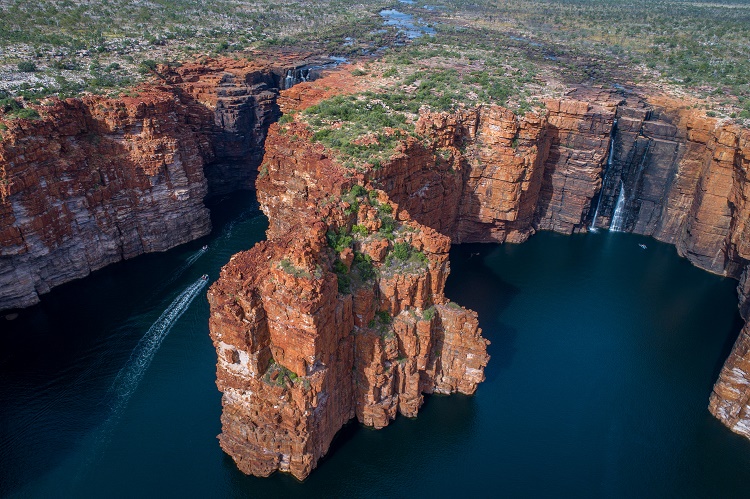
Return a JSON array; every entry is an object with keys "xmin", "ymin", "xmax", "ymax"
[
  {"xmin": 535, "ymin": 96, "xmax": 619, "ymax": 233},
  {"xmin": 0, "ymin": 93, "xmax": 213, "ymax": 310},
  {"xmin": 207, "ymin": 67, "xmax": 750, "ymax": 471},
  {"xmin": 0, "ymin": 56, "xmax": 324, "ymax": 310},
  {"xmin": 710, "ymin": 323, "xmax": 750, "ymax": 438},
  {"xmin": 208, "ymin": 121, "xmax": 489, "ymax": 480},
  {"xmin": 405, "ymin": 106, "xmax": 551, "ymax": 244},
  {"xmin": 170, "ymin": 60, "xmax": 284, "ymax": 197}
]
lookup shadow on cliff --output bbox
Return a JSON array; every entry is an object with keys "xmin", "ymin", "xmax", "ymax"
[
  {"xmin": 444, "ymin": 243, "xmax": 519, "ymax": 384},
  {"xmin": 224, "ymin": 392, "xmax": 479, "ymax": 495},
  {"xmin": 712, "ymin": 312, "xmax": 746, "ymax": 382}
]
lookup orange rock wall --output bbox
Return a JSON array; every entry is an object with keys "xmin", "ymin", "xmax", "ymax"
[
  {"xmin": 0, "ymin": 93, "xmax": 213, "ymax": 309},
  {"xmin": 0, "ymin": 57, "xmax": 306, "ymax": 310},
  {"xmin": 207, "ymin": 123, "xmax": 489, "ymax": 480}
]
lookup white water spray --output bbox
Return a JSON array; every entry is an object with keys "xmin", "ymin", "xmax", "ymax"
[
  {"xmin": 610, "ymin": 182, "xmax": 627, "ymax": 232},
  {"xmin": 589, "ymin": 120, "xmax": 618, "ymax": 231}
]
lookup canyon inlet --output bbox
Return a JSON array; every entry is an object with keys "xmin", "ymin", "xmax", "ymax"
[{"xmin": 2, "ymin": 54, "xmax": 750, "ymax": 495}]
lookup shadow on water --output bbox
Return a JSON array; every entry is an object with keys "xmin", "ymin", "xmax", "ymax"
[
  {"xmin": 0, "ymin": 191, "xmax": 265, "ymax": 498},
  {"xmin": 445, "ymin": 243, "xmax": 520, "ymax": 382},
  {"xmin": 226, "ymin": 393, "xmax": 478, "ymax": 498}
]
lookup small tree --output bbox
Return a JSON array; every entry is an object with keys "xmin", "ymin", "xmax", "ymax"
[{"xmin": 17, "ymin": 61, "xmax": 36, "ymax": 72}]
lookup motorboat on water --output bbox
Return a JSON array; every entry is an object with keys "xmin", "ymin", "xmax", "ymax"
[
  {"xmin": 201, "ymin": 274, "xmax": 209, "ymax": 281},
  {"xmin": 639, "ymin": 244, "xmax": 647, "ymax": 249},
  {"xmin": 202, "ymin": 245, "xmax": 208, "ymax": 251}
]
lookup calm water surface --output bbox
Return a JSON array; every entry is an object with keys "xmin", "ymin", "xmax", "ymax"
[{"xmin": 1, "ymin": 196, "xmax": 749, "ymax": 498}]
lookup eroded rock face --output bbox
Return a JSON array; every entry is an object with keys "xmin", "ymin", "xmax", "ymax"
[
  {"xmin": 0, "ymin": 55, "xmax": 325, "ymax": 310},
  {"xmin": 710, "ymin": 321, "xmax": 750, "ymax": 438},
  {"xmin": 0, "ymin": 93, "xmax": 212, "ymax": 310},
  {"xmin": 208, "ymin": 121, "xmax": 489, "ymax": 480},
  {"xmin": 207, "ymin": 68, "xmax": 750, "ymax": 475}
]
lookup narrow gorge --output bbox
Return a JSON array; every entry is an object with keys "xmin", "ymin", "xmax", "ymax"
[{"xmin": 2, "ymin": 58, "xmax": 750, "ymax": 480}]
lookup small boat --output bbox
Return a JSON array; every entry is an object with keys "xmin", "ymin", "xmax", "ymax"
[
  {"xmin": 201, "ymin": 274, "xmax": 209, "ymax": 281},
  {"xmin": 202, "ymin": 245, "xmax": 208, "ymax": 251},
  {"xmin": 639, "ymin": 244, "xmax": 647, "ymax": 250}
]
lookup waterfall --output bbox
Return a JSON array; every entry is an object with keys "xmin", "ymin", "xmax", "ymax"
[
  {"xmin": 284, "ymin": 70, "xmax": 294, "ymax": 89},
  {"xmin": 610, "ymin": 182, "xmax": 627, "ymax": 232},
  {"xmin": 589, "ymin": 119, "xmax": 618, "ymax": 231}
]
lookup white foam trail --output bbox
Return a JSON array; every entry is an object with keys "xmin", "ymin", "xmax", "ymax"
[
  {"xmin": 108, "ymin": 278, "xmax": 207, "ymax": 415},
  {"xmin": 65, "ymin": 278, "xmax": 207, "ymax": 489}
]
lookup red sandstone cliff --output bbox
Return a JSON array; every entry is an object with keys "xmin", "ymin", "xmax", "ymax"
[
  {"xmin": 0, "ymin": 92, "xmax": 212, "ymax": 309},
  {"xmin": 0, "ymin": 55, "xmax": 321, "ymax": 310},
  {"xmin": 207, "ymin": 120, "xmax": 489, "ymax": 479},
  {"xmin": 4, "ymin": 53, "xmax": 750, "ymax": 465}
]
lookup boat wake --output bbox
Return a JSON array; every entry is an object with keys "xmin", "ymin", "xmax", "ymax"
[
  {"xmin": 60, "ymin": 277, "xmax": 208, "ymax": 491},
  {"xmin": 107, "ymin": 277, "xmax": 207, "ymax": 415}
]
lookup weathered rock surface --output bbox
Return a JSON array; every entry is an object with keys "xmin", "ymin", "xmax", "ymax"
[
  {"xmin": 0, "ymin": 55, "xmax": 332, "ymax": 310},
  {"xmin": 709, "ymin": 322, "xmax": 750, "ymax": 438},
  {"xmin": 5, "ymin": 52, "xmax": 750, "ymax": 466},
  {"xmin": 0, "ymin": 92, "xmax": 212, "ymax": 309},
  {"xmin": 207, "ymin": 68, "xmax": 750, "ymax": 470},
  {"xmin": 208, "ymin": 118, "xmax": 489, "ymax": 480}
]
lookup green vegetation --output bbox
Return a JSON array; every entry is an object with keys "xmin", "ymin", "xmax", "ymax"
[
  {"xmin": 353, "ymin": 252, "xmax": 375, "ymax": 281},
  {"xmin": 0, "ymin": 97, "xmax": 40, "ymax": 120},
  {"xmin": 304, "ymin": 95, "xmax": 411, "ymax": 168},
  {"xmin": 380, "ymin": 241, "xmax": 429, "ymax": 277},
  {"xmin": 327, "ymin": 227, "xmax": 353, "ymax": 253},
  {"xmin": 368, "ymin": 309, "xmax": 394, "ymax": 338},
  {"xmin": 279, "ymin": 258, "xmax": 311, "ymax": 279},
  {"xmin": 262, "ymin": 358, "xmax": 300, "ymax": 387},
  {"xmin": 17, "ymin": 61, "xmax": 36, "ymax": 72},
  {"xmin": 0, "ymin": 0, "xmax": 395, "ymax": 98},
  {"xmin": 333, "ymin": 258, "xmax": 351, "ymax": 294},
  {"xmin": 423, "ymin": 306, "xmax": 436, "ymax": 321},
  {"xmin": 387, "ymin": 242, "xmax": 427, "ymax": 266},
  {"xmin": 332, "ymin": 250, "xmax": 375, "ymax": 294},
  {"xmin": 3, "ymin": 0, "xmax": 747, "ymax": 120}
]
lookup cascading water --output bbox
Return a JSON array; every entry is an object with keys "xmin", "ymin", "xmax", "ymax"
[
  {"xmin": 284, "ymin": 70, "xmax": 294, "ymax": 90},
  {"xmin": 610, "ymin": 182, "xmax": 627, "ymax": 232},
  {"xmin": 589, "ymin": 119, "xmax": 618, "ymax": 231}
]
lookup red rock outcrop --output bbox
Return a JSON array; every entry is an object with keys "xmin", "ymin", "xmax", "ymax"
[
  {"xmin": 0, "ymin": 55, "xmax": 330, "ymax": 310},
  {"xmin": 208, "ymin": 118, "xmax": 489, "ymax": 479},
  {"xmin": 710, "ymin": 322, "xmax": 750, "ymax": 437},
  {"xmin": 207, "ymin": 66, "xmax": 750, "ymax": 472},
  {"xmin": 0, "ymin": 92, "xmax": 212, "ymax": 309}
]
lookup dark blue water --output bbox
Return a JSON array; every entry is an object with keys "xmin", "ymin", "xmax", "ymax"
[{"xmin": 2, "ymin": 201, "xmax": 750, "ymax": 497}]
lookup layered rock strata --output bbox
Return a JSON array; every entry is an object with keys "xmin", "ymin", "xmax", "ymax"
[
  {"xmin": 208, "ymin": 122, "xmax": 489, "ymax": 479},
  {"xmin": 0, "ymin": 92, "xmax": 212, "ymax": 309},
  {"xmin": 207, "ymin": 69, "xmax": 750, "ymax": 474},
  {"xmin": 0, "ymin": 55, "xmax": 332, "ymax": 310}
]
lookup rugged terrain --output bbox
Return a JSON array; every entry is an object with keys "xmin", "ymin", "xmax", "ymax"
[
  {"xmin": 0, "ymin": 55, "xmax": 329, "ymax": 309},
  {"xmin": 3, "ymin": 53, "xmax": 750, "ymax": 477},
  {"xmin": 206, "ymin": 66, "xmax": 750, "ymax": 477}
]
